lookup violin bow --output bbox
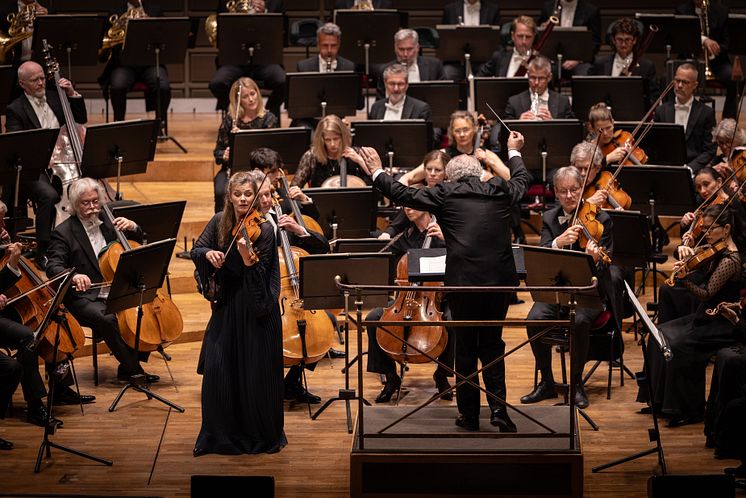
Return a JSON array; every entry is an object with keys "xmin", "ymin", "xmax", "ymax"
[{"xmin": 569, "ymin": 132, "xmax": 602, "ymax": 228}]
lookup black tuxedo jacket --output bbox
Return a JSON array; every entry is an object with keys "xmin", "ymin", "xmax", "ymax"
[
  {"xmin": 504, "ymin": 89, "xmax": 574, "ymax": 119},
  {"xmin": 591, "ymin": 54, "xmax": 660, "ymax": 105},
  {"xmin": 335, "ymin": 0, "xmax": 392, "ymax": 7},
  {"xmin": 675, "ymin": 1, "xmax": 729, "ymax": 61},
  {"xmin": 219, "ymin": 0, "xmax": 284, "ymax": 12},
  {"xmin": 4, "ymin": 90, "xmax": 87, "ymax": 132},
  {"xmin": 376, "ymin": 56, "xmax": 446, "ymax": 99},
  {"xmin": 654, "ymin": 99, "xmax": 716, "ymax": 172},
  {"xmin": 46, "ymin": 213, "xmax": 143, "ymax": 302},
  {"xmin": 539, "ymin": 0, "xmax": 601, "ymax": 52},
  {"xmin": 296, "ymin": 55, "xmax": 356, "ymax": 72},
  {"xmin": 369, "ymin": 95, "xmax": 431, "ymax": 121},
  {"xmin": 441, "ymin": 1, "xmax": 500, "ymax": 25},
  {"xmin": 477, "ymin": 48, "xmax": 512, "ymax": 77},
  {"xmin": 373, "ymin": 155, "xmax": 529, "ymax": 286}
]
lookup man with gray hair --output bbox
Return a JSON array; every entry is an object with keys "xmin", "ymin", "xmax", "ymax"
[
  {"xmin": 569, "ymin": 141, "xmax": 609, "ymax": 208},
  {"xmin": 350, "ymin": 131, "xmax": 529, "ymax": 432},
  {"xmin": 504, "ymin": 55, "xmax": 574, "ymax": 120},
  {"xmin": 296, "ymin": 22, "xmax": 355, "ymax": 73},
  {"xmin": 376, "ymin": 29, "xmax": 446, "ymax": 99},
  {"xmin": 369, "ymin": 64, "xmax": 431, "ymax": 121}
]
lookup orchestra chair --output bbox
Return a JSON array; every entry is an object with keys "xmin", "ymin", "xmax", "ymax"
[
  {"xmin": 413, "ymin": 26, "xmax": 439, "ymax": 50},
  {"xmin": 100, "ymin": 80, "xmax": 152, "ymax": 123},
  {"xmin": 290, "ymin": 19, "xmax": 323, "ymax": 59}
]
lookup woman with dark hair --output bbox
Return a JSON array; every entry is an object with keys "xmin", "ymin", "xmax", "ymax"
[{"xmin": 192, "ymin": 171, "xmax": 286, "ymax": 456}]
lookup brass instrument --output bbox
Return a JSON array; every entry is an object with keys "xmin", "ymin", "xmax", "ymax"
[
  {"xmin": 100, "ymin": 0, "xmax": 147, "ymax": 58},
  {"xmin": 0, "ymin": 2, "xmax": 37, "ymax": 64},
  {"xmin": 205, "ymin": 0, "xmax": 256, "ymax": 48},
  {"xmin": 699, "ymin": 0, "xmax": 715, "ymax": 81}
]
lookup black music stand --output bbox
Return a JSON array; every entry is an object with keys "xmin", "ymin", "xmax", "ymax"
[
  {"xmin": 406, "ymin": 247, "xmax": 446, "ymax": 283},
  {"xmin": 113, "ymin": 201, "xmax": 186, "ymax": 244},
  {"xmin": 727, "ymin": 14, "xmax": 746, "ymax": 55},
  {"xmin": 498, "ymin": 119, "xmax": 584, "ymax": 182},
  {"xmin": 606, "ymin": 210, "xmax": 651, "ymax": 269},
  {"xmin": 45, "ymin": 0, "xmax": 120, "ymax": 11},
  {"xmin": 435, "ymin": 25, "xmax": 501, "ymax": 67},
  {"xmin": 300, "ymin": 252, "xmax": 395, "ymax": 431},
  {"xmin": 614, "ymin": 122, "xmax": 687, "ymax": 166},
  {"xmin": 635, "ymin": 14, "xmax": 700, "ymax": 60},
  {"xmin": 80, "ymin": 119, "xmax": 159, "ymax": 200},
  {"xmin": 351, "ymin": 120, "xmax": 432, "ymax": 171},
  {"xmin": 286, "ymin": 71, "xmax": 361, "ymax": 119},
  {"xmin": 333, "ymin": 238, "xmax": 390, "ymax": 253},
  {"xmin": 228, "ymin": 127, "xmax": 312, "ymax": 174},
  {"xmin": 31, "ymin": 15, "xmax": 106, "ymax": 79},
  {"xmin": 0, "ymin": 128, "xmax": 59, "ymax": 236},
  {"xmin": 571, "ymin": 76, "xmax": 646, "ymax": 122},
  {"xmin": 304, "ymin": 187, "xmax": 377, "ymax": 240},
  {"xmin": 474, "ymin": 77, "xmax": 531, "ymax": 118},
  {"xmin": 33, "ymin": 269, "xmax": 113, "ymax": 473},
  {"xmin": 107, "ymin": 238, "xmax": 185, "ymax": 413},
  {"xmin": 539, "ymin": 27, "xmax": 594, "ymax": 77},
  {"xmin": 0, "ymin": 65, "xmax": 13, "ymax": 115},
  {"xmin": 406, "ymin": 81, "xmax": 465, "ymax": 129},
  {"xmin": 121, "ymin": 17, "xmax": 191, "ymax": 153},
  {"xmin": 217, "ymin": 13, "xmax": 284, "ymax": 67}
]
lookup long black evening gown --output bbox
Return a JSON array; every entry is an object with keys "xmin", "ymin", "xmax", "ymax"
[{"xmin": 192, "ymin": 213, "xmax": 286, "ymax": 455}]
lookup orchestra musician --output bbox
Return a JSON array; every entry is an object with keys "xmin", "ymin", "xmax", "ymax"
[
  {"xmin": 99, "ymin": 2, "xmax": 171, "ymax": 123},
  {"xmin": 538, "ymin": 0, "xmax": 601, "ymax": 77},
  {"xmin": 653, "ymin": 63, "xmax": 717, "ymax": 174},
  {"xmin": 478, "ymin": 16, "xmax": 536, "ymax": 78},
  {"xmin": 680, "ymin": 167, "xmax": 730, "ymax": 248},
  {"xmin": 350, "ymin": 133, "xmax": 529, "ymax": 432},
  {"xmin": 0, "ymin": 0, "xmax": 49, "ymax": 98},
  {"xmin": 296, "ymin": 22, "xmax": 355, "ymax": 73},
  {"xmin": 590, "ymin": 18, "xmax": 660, "ymax": 107},
  {"xmin": 638, "ymin": 204, "xmax": 743, "ymax": 428},
  {"xmin": 334, "ymin": 0, "xmax": 391, "ymax": 8},
  {"xmin": 711, "ymin": 119, "xmax": 746, "ymax": 172},
  {"xmin": 45, "ymin": 178, "xmax": 159, "ymax": 383},
  {"xmin": 520, "ymin": 166, "xmax": 613, "ymax": 409},
  {"xmin": 4, "ymin": 60, "xmax": 87, "ymax": 270},
  {"xmin": 441, "ymin": 0, "xmax": 500, "ymax": 26},
  {"xmin": 369, "ymin": 64, "xmax": 431, "ymax": 121},
  {"xmin": 376, "ymin": 29, "xmax": 446, "ymax": 100},
  {"xmin": 208, "ymin": 0, "xmax": 286, "ymax": 118},
  {"xmin": 504, "ymin": 55, "xmax": 574, "ymax": 120},
  {"xmin": 586, "ymin": 102, "xmax": 646, "ymax": 166},
  {"xmin": 192, "ymin": 171, "xmax": 286, "ymax": 456},
  {"xmin": 212, "ymin": 77, "xmax": 279, "ymax": 213}
]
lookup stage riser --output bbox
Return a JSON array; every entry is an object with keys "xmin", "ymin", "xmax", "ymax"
[
  {"xmin": 126, "ymin": 161, "xmax": 218, "ymax": 182},
  {"xmin": 350, "ymin": 453, "xmax": 583, "ymax": 498}
]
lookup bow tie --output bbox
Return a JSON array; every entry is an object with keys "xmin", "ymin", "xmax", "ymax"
[
  {"xmin": 675, "ymin": 104, "xmax": 690, "ymax": 112},
  {"xmin": 34, "ymin": 96, "xmax": 47, "ymax": 107},
  {"xmin": 465, "ymin": 3, "xmax": 480, "ymax": 13},
  {"xmin": 558, "ymin": 214, "xmax": 572, "ymax": 225},
  {"xmin": 385, "ymin": 101, "xmax": 404, "ymax": 112}
]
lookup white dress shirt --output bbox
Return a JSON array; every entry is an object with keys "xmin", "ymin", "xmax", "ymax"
[
  {"xmin": 463, "ymin": 0, "xmax": 480, "ymax": 26},
  {"xmin": 26, "ymin": 94, "xmax": 60, "ymax": 129},
  {"xmin": 81, "ymin": 217, "xmax": 109, "ymax": 298},
  {"xmin": 611, "ymin": 53, "xmax": 633, "ymax": 77},
  {"xmin": 674, "ymin": 96, "xmax": 694, "ymax": 132},
  {"xmin": 403, "ymin": 62, "xmax": 421, "ymax": 83},
  {"xmin": 552, "ymin": 210, "xmax": 574, "ymax": 248},
  {"xmin": 318, "ymin": 55, "xmax": 337, "ymax": 73},
  {"xmin": 383, "ymin": 97, "xmax": 405, "ymax": 120},
  {"xmin": 507, "ymin": 48, "xmax": 529, "ymax": 78},
  {"xmin": 559, "ymin": 0, "xmax": 577, "ymax": 27}
]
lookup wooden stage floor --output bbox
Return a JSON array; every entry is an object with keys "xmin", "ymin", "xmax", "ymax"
[{"xmin": 1, "ymin": 111, "xmax": 744, "ymax": 497}]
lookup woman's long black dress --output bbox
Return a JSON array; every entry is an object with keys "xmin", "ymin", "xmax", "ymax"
[{"xmin": 192, "ymin": 214, "xmax": 286, "ymax": 455}]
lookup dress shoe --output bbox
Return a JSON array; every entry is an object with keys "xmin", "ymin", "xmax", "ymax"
[
  {"xmin": 725, "ymin": 464, "xmax": 746, "ymax": 478},
  {"xmin": 455, "ymin": 414, "xmax": 479, "ymax": 431},
  {"xmin": 0, "ymin": 438, "xmax": 13, "ymax": 450},
  {"xmin": 667, "ymin": 415, "xmax": 703, "ymax": 428},
  {"xmin": 26, "ymin": 404, "xmax": 62, "ymax": 428},
  {"xmin": 117, "ymin": 371, "xmax": 160, "ymax": 384},
  {"xmin": 490, "ymin": 408, "xmax": 517, "ymax": 432},
  {"xmin": 375, "ymin": 374, "xmax": 401, "ymax": 403},
  {"xmin": 520, "ymin": 380, "xmax": 557, "ymax": 404},
  {"xmin": 433, "ymin": 371, "xmax": 453, "ymax": 401},
  {"xmin": 327, "ymin": 348, "xmax": 346, "ymax": 359},
  {"xmin": 193, "ymin": 447, "xmax": 209, "ymax": 457},
  {"xmin": 284, "ymin": 383, "xmax": 321, "ymax": 404},
  {"xmin": 53, "ymin": 386, "xmax": 96, "ymax": 406},
  {"xmin": 574, "ymin": 384, "xmax": 589, "ymax": 409}
]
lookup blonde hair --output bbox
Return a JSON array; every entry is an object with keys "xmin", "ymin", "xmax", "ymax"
[
  {"xmin": 217, "ymin": 171, "xmax": 259, "ymax": 247},
  {"xmin": 446, "ymin": 110, "xmax": 476, "ymax": 147},
  {"xmin": 587, "ymin": 102, "xmax": 614, "ymax": 127},
  {"xmin": 229, "ymin": 77, "xmax": 267, "ymax": 123},
  {"xmin": 311, "ymin": 115, "xmax": 351, "ymax": 163}
]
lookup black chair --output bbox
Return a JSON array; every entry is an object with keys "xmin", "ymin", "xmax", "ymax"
[
  {"xmin": 413, "ymin": 26, "xmax": 439, "ymax": 50},
  {"xmin": 582, "ymin": 310, "xmax": 635, "ymax": 400},
  {"xmin": 290, "ymin": 19, "xmax": 323, "ymax": 59}
]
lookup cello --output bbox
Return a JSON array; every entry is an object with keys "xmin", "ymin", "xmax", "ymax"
[{"xmin": 277, "ymin": 170, "xmax": 324, "ymax": 235}]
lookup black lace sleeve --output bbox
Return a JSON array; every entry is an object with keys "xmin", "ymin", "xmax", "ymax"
[
  {"xmin": 291, "ymin": 150, "xmax": 316, "ymax": 188},
  {"xmin": 191, "ymin": 214, "xmax": 222, "ymax": 299},
  {"xmin": 684, "ymin": 252, "xmax": 741, "ymax": 301},
  {"xmin": 213, "ymin": 115, "xmax": 232, "ymax": 165}
]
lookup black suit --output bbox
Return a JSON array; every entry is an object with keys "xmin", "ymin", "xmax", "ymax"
[
  {"xmin": 504, "ymin": 89, "xmax": 575, "ymax": 119},
  {"xmin": 210, "ymin": 0, "xmax": 286, "ymax": 116},
  {"xmin": 441, "ymin": 1, "xmax": 500, "ymax": 25},
  {"xmin": 296, "ymin": 56, "xmax": 356, "ymax": 72},
  {"xmin": 675, "ymin": 1, "xmax": 736, "ymax": 118},
  {"xmin": 373, "ymin": 155, "xmax": 529, "ymax": 419},
  {"xmin": 591, "ymin": 54, "xmax": 660, "ymax": 107},
  {"xmin": 477, "ymin": 48, "xmax": 512, "ymax": 77},
  {"xmin": 46, "ymin": 214, "xmax": 144, "ymax": 376},
  {"xmin": 368, "ymin": 96, "xmax": 431, "ymax": 121},
  {"xmin": 654, "ymin": 99, "xmax": 716, "ymax": 173},
  {"xmin": 539, "ymin": 0, "xmax": 601, "ymax": 53},
  {"xmin": 376, "ymin": 56, "xmax": 446, "ymax": 99}
]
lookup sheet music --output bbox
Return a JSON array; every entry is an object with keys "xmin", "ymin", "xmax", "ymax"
[
  {"xmin": 624, "ymin": 281, "xmax": 672, "ymax": 361},
  {"xmin": 420, "ymin": 255, "xmax": 446, "ymax": 274}
]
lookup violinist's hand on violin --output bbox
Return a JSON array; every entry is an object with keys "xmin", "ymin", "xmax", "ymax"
[
  {"xmin": 719, "ymin": 303, "xmax": 741, "ymax": 326},
  {"xmin": 237, "ymin": 238, "xmax": 258, "ymax": 266},
  {"xmin": 0, "ymin": 294, "xmax": 7, "ymax": 311},
  {"xmin": 6, "ymin": 242, "xmax": 22, "ymax": 269},
  {"xmin": 359, "ymin": 147, "xmax": 383, "ymax": 176},
  {"xmin": 680, "ymin": 211, "xmax": 696, "ymax": 229},
  {"xmin": 377, "ymin": 232, "xmax": 391, "ymax": 240},
  {"xmin": 426, "ymin": 222, "xmax": 444, "ymax": 241},
  {"xmin": 223, "ymin": 147, "xmax": 231, "ymax": 162},
  {"xmin": 681, "ymin": 230, "xmax": 695, "ymax": 248},
  {"xmin": 507, "ymin": 131, "xmax": 524, "ymax": 151},
  {"xmin": 72, "ymin": 274, "xmax": 92, "ymax": 292},
  {"xmin": 556, "ymin": 225, "xmax": 582, "ymax": 247},
  {"xmin": 586, "ymin": 189, "xmax": 607, "ymax": 207},
  {"xmin": 672, "ymin": 259, "xmax": 690, "ymax": 279},
  {"xmin": 287, "ymin": 185, "xmax": 310, "ymax": 203},
  {"xmin": 677, "ymin": 244, "xmax": 695, "ymax": 260},
  {"xmin": 607, "ymin": 147, "xmax": 628, "ymax": 164},
  {"xmin": 585, "ymin": 239, "xmax": 601, "ymax": 262},
  {"xmin": 278, "ymin": 214, "xmax": 304, "ymax": 235},
  {"xmin": 206, "ymin": 250, "xmax": 225, "ymax": 269},
  {"xmin": 113, "ymin": 217, "xmax": 136, "ymax": 232}
]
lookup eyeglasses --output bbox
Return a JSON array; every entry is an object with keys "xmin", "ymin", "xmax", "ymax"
[
  {"xmin": 528, "ymin": 75, "xmax": 549, "ymax": 82},
  {"xmin": 555, "ymin": 187, "xmax": 581, "ymax": 196},
  {"xmin": 79, "ymin": 199, "xmax": 100, "ymax": 207},
  {"xmin": 613, "ymin": 36, "xmax": 635, "ymax": 45}
]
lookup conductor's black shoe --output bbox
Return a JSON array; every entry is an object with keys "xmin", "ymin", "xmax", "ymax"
[
  {"xmin": 53, "ymin": 386, "xmax": 96, "ymax": 406},
  {"xmin": 328, "ymin": 348, "xmax": 346, "ymax": 359},
  {"xmin": 193, "ymin": 447, "xmax": 209, "ymax": 457},
  {"xmin": 375, "ymin": 375, "xmax": 401, "ymax": 403},
  {"xmin": 433, "ymin": 371, "xmax": 453, "ymax": 401},
  {"xmin": 574, "ymin": 384, "xmax": 589, "ymax": 409},
  {"xmin": 0, "ymin": 438, "xmax": 13, "ymax": 450},
  {"xmin": 26, "ymin": 404, "xmax": 62, "ymax": 428},
  {"xmin": 455, "ymin": 414, "xmax": 479, "ymax": 431},
  {"xmin": 490, "ymin": 408, "xmax": 517, "ymax": 432},
  {"xmin": 520, "ymin": 380, "xmax": 557, "ymax": 404},
  {"xmin": 284, "ymin": 383, "xmax": 321, "ymax": 404}
]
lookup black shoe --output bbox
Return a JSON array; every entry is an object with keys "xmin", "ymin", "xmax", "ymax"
[
  {"xmin": 26, "ymin": 404, "xmax": 62, "ymax": 428},
  {"xmin": 433, "ymin": 371, "xmax": 453, "ymax": 401},
  {"xmin": 667, "ymin": 415, "xmax": 703, "ymax": 428},
  {"xmin": 455, "ymin": 414, "xmax": 479, "ymax": 431},
  {"xmin": 284, "ymin": 383, "xmax": 321, "ymax": 404},
  {"xmin": 117, "ymin": 371, "xmax": 160, "ymax": 383},
  {"xmin": 375, "ymin": 375, "xmax": 401, "ymax": 403},
  {"xmin": 520, "ymin": 380, "xmax": 557, "ymax": 404},
  {"xmin": 327, "ymin": 349, "xmax": 346, "ymax": 359},
  {"xmin": 725, "ymin": 464, "xmax": 746, "ymax": 478},
  {"xmin": 0, "ymin": 438, "xmax": 12, "ymax": 450},
  {"xmin": 193, "ymin": 447, "xmax": 209, "ymax": 457},
  {"xmin": 53, "ymin": 386, "xmax": 96, "ymax": 406},
  {"xmin": 490, "ymin": 408, "xmax": 517, "ymax": 432},
  {"xmin": 574, "ymin": 384, "xmax": 589, "ymax": 409},
  {"xmin": 736, "ymin": 479, "xmax": 746, "ymax": 491},
  {"xmin": 705, "ymin": 433, "xmax": 716, "ymax": 449}
]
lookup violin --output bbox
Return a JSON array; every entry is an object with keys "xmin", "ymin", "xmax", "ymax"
[
  {"xmin": 230, "ymin": 208, "xmax": 265, "ymax": 266},
  {"xmin": 378, "ymin": 216, "xmax": 448, "ymax": 365},
  {"xmin": 665, "ymin": 240, "xmax": 728, "ymax": 287},
  {"xmin": 573, "ymin": 202, "xmax": 612, "ymax": 265},
  {"xmin": 682, "ymin": 194, "xmax": 726, "ymax": 246},
  {"xmin": 582, "ymin": 171, "xmax": 632, "ymax": 211},
  {"xmin": 601, "ymin": 130, "xmax": 648, "ymax": 166}
]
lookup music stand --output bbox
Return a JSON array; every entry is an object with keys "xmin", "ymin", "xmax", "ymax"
[
  {"xmin": 406, "ymin": 80, "xmax": 465, "ymax": 129},
  {"xmin": 0, "ymin": 65, "xmax": 15, "ymax": 116},
  {"xmin": 498, "ymin": 120, "xmax": 584, "ymax": 181},
  {"xmin": 0, "ymin": 128, "xmax": 59, "ymax": 235},
  {"xmin": 606, "ymin": 210, "xmax": 651, "ymax": 269},
  {"xmin": 303, "ymin": 187, "xmax": 377, "ymax": 240},
  {"xmin": 539, "ymin": 27, "xmax": 594, "ymax": 80},
  {"xmin": 113, "ymin": 201, "xmax": 186, "ymax": 244},
  {"xmin": 406, "ymin": 247, "xmax": 446, "ymax": 283},
  {"xmin": 435, "ymin": 25, "xmax": 501, "ymax": 65},
  {"xmin": 80, "ymin": 119, "xmax": 159, "ymax": 200},
  {"xmin": 31, "ymin": 15, "xmax": 107, "ymax": 79},
  {"xmin": 333, "ymin": 238, "xmax": 391, "ymax": 253},
  {"xmin": 217, "ymin": 13, "xmax": 284, "ymax": 67},
  {"xmin": 107, "ymin": 238, "xmax": 185, "ymax": 413},
  {"xmin": 351, "ymin": 120, "xmax": 432, "ymax": 170},
  {"xmin": 228, "ymin": 127, "xmax": 312, "ymax": 174},
  {"xmin": 33, "ymin": 268, "xmax": 113, "ymax": 473},
  {"xmin": 45, "ymin": 0, "xmax": 121, "ymax": 12},
  {"xmin": 120, "ymin": 17, "xmax": 191, "ymax": 153},
  {"xmin": 286, "ymin": 72, "xmax": 361, "ymax": 119},
  {"xmin": 474, "ymin": 77, "xmax": 532, "ymax": 118},
  {"xmin": 635, "ymin": 14, "xmax": 701, "ymax": 59},
  {"xmin": 614, "ymin": 122, "xmax": 687, "ymax": 165},
  {"xmin": 571, "ymin": 76, "xmax": 646, "ymax": 122},
  {"xmin": 300, "ymin": 252, "xmax": 395, "ymax": 431},
  {"xmin": 727, "ymin": 14, "xmax": 746, "ymax": 55}
]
